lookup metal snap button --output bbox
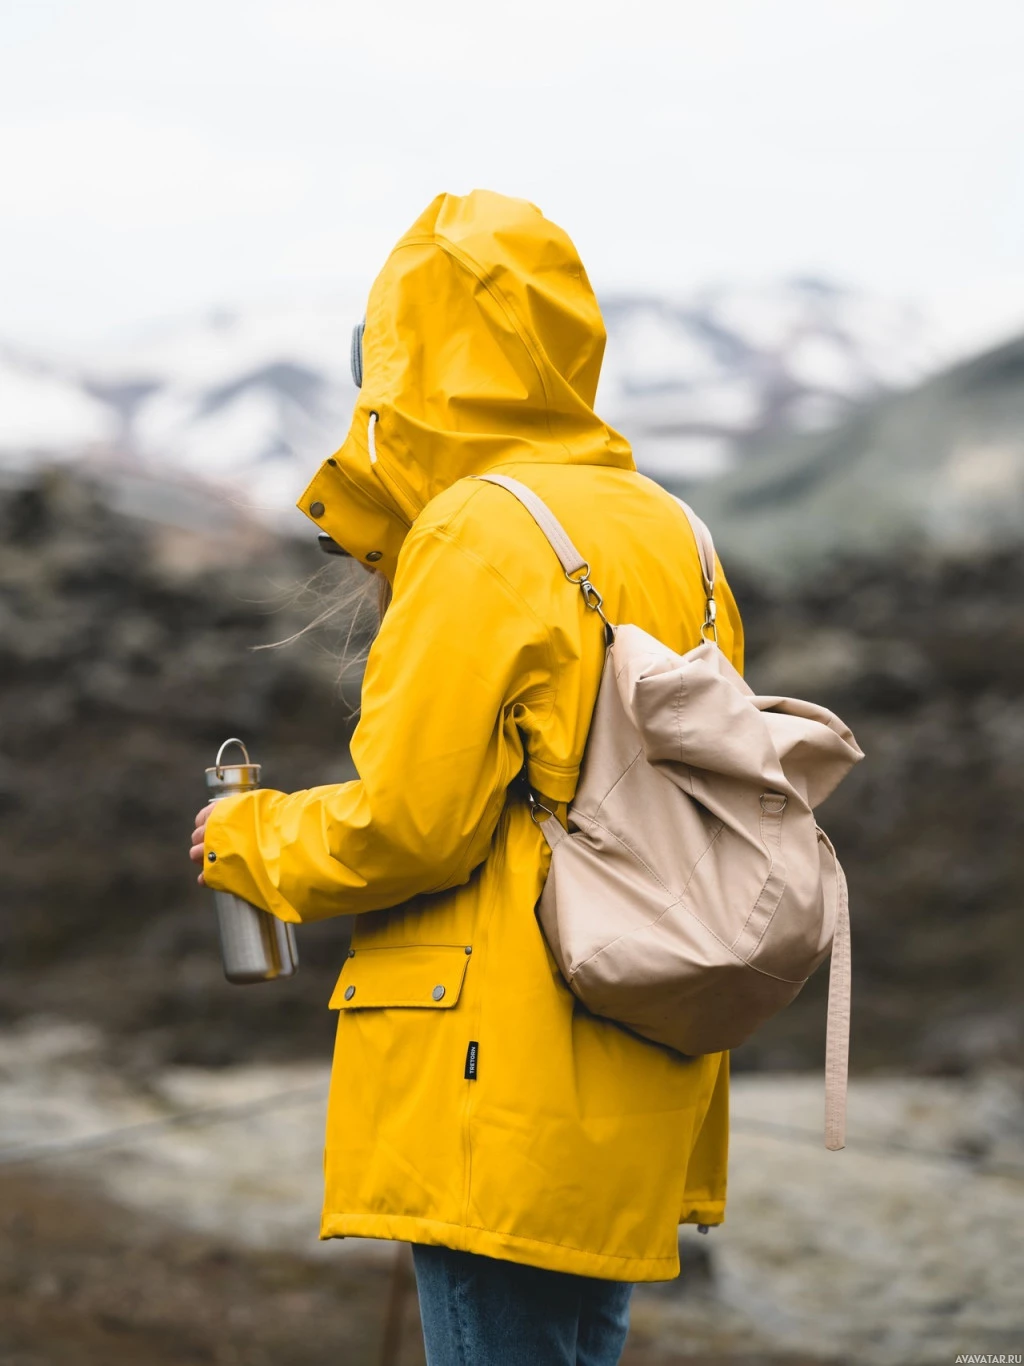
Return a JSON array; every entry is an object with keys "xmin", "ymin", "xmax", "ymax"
[
  {"xmin": 207, "ymin": 851, "xmax": 217, "ymax": 862},
  {"xmin": 309, "ymin": 501, "xmax": 325, "ymax": 518},
  {"xmin": 366, "ymin": 550, "xmax": 383, "ymax": 562},
  {"xmin": 432, "ymin": 985, "xmax": 445, "ymax": 1001},
  {"xmin": 344, "ymin": 985, "xmax": 356, "ymax": 1001}
]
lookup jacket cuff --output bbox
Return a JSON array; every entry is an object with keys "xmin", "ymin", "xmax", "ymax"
[{"xmin": 202, "ymin": 790, "xmax": 298, "ymax": 922}]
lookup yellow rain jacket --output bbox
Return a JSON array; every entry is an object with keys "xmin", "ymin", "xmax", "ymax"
[{"xmin": 203, "ymin": 190, "xmax": 745, "ymax": 1282}]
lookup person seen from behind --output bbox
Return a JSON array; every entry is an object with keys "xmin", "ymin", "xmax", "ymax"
[{"xmin": 190, "ymin": 188, "xmax": 745, "ymax": 1366}]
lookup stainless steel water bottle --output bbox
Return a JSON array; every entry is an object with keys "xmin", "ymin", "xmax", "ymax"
[{"xmin": 204, "ymin": 738, "xmax": 298, "ymax": 984}]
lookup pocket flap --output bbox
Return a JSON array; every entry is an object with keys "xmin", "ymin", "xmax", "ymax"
[{"xmin": 329, "ymin": 944, "xmax": 472, "ymax": 1010}]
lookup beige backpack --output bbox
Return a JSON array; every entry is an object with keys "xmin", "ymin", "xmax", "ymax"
[{"xmin": 480, "ymin": 474, "xmax": 865, "ymax": 1150}]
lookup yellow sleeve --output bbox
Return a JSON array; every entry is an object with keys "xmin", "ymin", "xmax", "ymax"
[{"xmin": 202, "ymin": 525, "xmax": 553, "ymax": 923}]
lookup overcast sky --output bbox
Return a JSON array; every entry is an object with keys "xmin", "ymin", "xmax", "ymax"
[{"xmin": 3, "ymin": 0, "xmax": 1024, "ymax": 349}]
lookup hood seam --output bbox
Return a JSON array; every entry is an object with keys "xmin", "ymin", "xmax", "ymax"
[{"xmin": 390, "ymin": 233, "xmax": 573, "ymax": 464}]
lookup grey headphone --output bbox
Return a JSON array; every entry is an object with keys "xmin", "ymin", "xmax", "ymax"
[{"xmin": 351, "ymin": 320, "xmax": 365, "ymax": 388}]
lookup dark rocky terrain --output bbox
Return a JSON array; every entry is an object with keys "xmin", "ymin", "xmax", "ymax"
[
  {"xmin": 0, "ymin": 1169, "xmax": 425, "ymax": 1366},
  {"xmin": 0, "ymin": 1168, "xmax": 845, "ymax": 1366},
  {"xmin": 1, "ymin": 465, "xmax": 1021, "ymax": 1076},
  {"xmin": 0, "ymin": 467, "xmax": 366, "ymax": 1071}
]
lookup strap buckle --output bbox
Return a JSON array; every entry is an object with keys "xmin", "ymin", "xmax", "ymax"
[
  {"xmin": 526, "ymin": 790, "xmax": 555, "ymax": 825},
  {"xmin": 700, "ymin": 595, "xmax": 718, "ymax": 644},
  {"xmin": 566, "ymin": 564, "xmax": 613, "ymax": 640}
]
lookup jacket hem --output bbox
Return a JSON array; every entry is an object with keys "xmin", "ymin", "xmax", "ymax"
[
  {"xmin": 319, "ymin": 1211, "xmax": 689, "ymax": 1282},
  {"xmin": 679, "ymin": 1200, "xmax": 725, "ymax": 1227}
]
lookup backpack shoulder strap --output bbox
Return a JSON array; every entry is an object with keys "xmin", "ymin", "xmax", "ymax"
[
  {"xmin": 672, "ymin": 497, "xmax": 716, "ymax": 602},
  {"xmin": 476, "ymin": 473, "xmax": 589, "ymax": 578},
  {"xmin": 477, "ymin": 473, "xmax": 719, "ymax": 643},
  {"xmin": 669, "ymin": 496, "xmax": 718, "ymax": 641},
  {"xmin": 475, "ymin": 474, "xmax": 613, "ymax": 642}
]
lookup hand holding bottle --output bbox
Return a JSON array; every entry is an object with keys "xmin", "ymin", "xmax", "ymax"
[
  {"xmin": 189, "ymin": 739, "xmax": 299, "ymax": 984},
  {"xmin": 189, "ymin": 801, "xmax": 216, "ymax": 885}
]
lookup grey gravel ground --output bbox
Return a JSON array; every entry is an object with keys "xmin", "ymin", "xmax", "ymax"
[{"xmin": 2, "ymin": 1018, "xmax": 1021, "ymax": 1365}]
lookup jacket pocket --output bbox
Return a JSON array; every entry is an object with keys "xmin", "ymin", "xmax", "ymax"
[{"xmin": 329, "ymin": 944, "xmax": 472, "ymax": 1011}]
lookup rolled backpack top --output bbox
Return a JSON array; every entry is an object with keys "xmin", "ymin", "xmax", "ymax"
[{"xmin": 478, "ymin": 474, "xmax": 865, "ymax": 1150}]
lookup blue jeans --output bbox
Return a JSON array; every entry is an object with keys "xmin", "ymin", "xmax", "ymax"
[{"xmin": 411, "ymin": 1244, "xmax": 634, "ymax": 1366}]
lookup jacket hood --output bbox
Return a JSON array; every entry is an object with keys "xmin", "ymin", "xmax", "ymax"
[{"xmin": 296, "ymin": 189, "xmax": 634, "ymax": 579}]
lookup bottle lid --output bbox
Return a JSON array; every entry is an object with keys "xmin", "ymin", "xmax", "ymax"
[{"xmin": 205, "ymin": 737, "xmax": 261, "ymax": 793}]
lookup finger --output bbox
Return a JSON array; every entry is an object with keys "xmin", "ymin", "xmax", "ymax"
[
  {"xmin": 191, "ymin": 824, "xmax": 207, "ymax": 847},
  {"xmin": 197, "ymin": 871, "xmax": 206, "ymax": 887},
  {"xmin": 194, "ymin": 802, "xmax": 216, "ymax": 828},
  {"xmin": 189, "ymin": 843, "xmax": 205, "ymax": 864}
]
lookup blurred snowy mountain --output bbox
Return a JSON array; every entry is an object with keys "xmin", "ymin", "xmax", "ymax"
[
  {"xmin": 1, "ymin": 280, "xmax": 945, "ymax": 527},
  {"xmin": 597, "ymin": 280, "xmax": 940, "ymax": 478}
]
